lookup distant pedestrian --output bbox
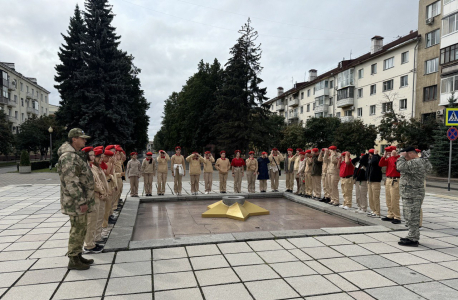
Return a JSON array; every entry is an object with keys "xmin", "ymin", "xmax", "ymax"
[
  {"xmin": 339, "ymin": 151, "xmax": 355, "ymax": 210},
  {"xmin": 171, "ymin": 146, "xmax": 186, "ymax": 196},
  {"xmin": 318, "ymin": 148, "xmax": 331, "ymax": 203},
  {"xmin": 352, "ymin": 153, "xmax": 369, "ymax": 214},
  {"xmin": 257, "ymin": 152, "xmax": 270, "ymax": 192},
  {"xmin": 284, "ymin": 148, "xmax": 296, "ymax": 193},
  {"xmin": 311, "ymin": 148, "xmax": 322, "ymax": 200},
  {"xmin": 186, "ymin": 152, "xmax": 204, "ymax": 195},
  {"xmin": 156, "ymin": 150, "xmax": 170, "ymax": 196},
  {"xmin": 328, "ymin": 146, "xmax": 341, "ymax": 206}
]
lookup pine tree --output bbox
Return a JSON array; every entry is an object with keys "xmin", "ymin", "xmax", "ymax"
[
  {"xmin": 0, "ymin": 110, "xmax": 14, "ymax": 155},
  {"xmin": 211, "ymin": 18, "xmax": 268, "ymax": 154},
  {"xmin": 54, "ymin": 4, "xmax": 86, "ymax": 129}
]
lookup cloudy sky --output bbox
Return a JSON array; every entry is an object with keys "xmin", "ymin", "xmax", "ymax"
[{"xmin": 1, "ymin": 0, "xmax": 418, "ymax": 140}]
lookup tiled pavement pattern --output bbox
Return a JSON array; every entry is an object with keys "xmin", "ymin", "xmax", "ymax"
[{"xmin": 0, "ymin": 184, "xmax": 458, "ymax": 299}]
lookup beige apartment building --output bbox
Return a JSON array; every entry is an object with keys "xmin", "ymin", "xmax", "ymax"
[
  {"xmin": 0, "ymin": 62, "xmax": 51, "ymax": 133},
  {"xmin": 266, "ymin": 31, "xmax": 419, "ymax": 151}
]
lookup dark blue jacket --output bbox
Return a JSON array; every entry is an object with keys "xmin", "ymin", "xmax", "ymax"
[{"xmin": 257, "ymin": 157, "xmax": 270, "ymax": 180}]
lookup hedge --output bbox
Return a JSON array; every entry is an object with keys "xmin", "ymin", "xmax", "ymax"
[{"xmin": 17, "ymin": 160, "xmax": 51, "ymax": 171}]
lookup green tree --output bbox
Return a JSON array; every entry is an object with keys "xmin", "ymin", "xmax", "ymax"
[
  {"xmin": 0, "ymin": 110, "xmax": 14, "ymax": 155},
  {"xmin": 303, "ymin": 117, "xmax": 341, "ymax": 149},
  {"xmin": 280, "ymin": 124, "xmax": 305, "ymax": 150},
  {"xmin": 333, "ymin": 120, "xmax": 377, "ymax": 154}
]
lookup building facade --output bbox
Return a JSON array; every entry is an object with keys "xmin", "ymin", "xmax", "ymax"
[{"xmin": 0, "ymin": 62, "xmax": 51, "ymax": 133}]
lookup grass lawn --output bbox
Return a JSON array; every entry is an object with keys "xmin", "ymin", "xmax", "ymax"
[
  {"xmin": 0, "ymin": 162, "xmax": 18, "ymax": 167},
  {"xmin": 8, "ymin": 167, "xmax": 57, "ymax": 173}
]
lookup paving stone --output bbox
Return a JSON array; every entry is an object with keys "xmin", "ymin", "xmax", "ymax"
[
  {"xmin": 410, "ymin": 249, "xmax": 457, "ymax": 263},
  {"xmin": 116, "ymin": 249, "xmax": 151, "ymax": 263},
  {"xmin": 323, "ymin": 274, "xmax": 359, "ymax": 292},
  {"xmin": 195, "ymin": 267, "xmax": 240, "ymax": 286},
  {"xmin": 331, "ymin": 244, "xmax": 373, "ymax": 257},
  {"xmin": 153, "ymin": 247, "xmax": 187, "ymax": 260},
  {"xmin": 384, "ymin": 241, "xmax": 430, "ymax": 252},
  {"xmin": 154, "ymin": 271, "xmax": 197, "ymax": 291},
  {"xmin": 54, "ymin": 279, "xmax": 107, "ymax": 299},
  {"xmin": 288, "ymin": 249, "xmax": 313, "ymax": 261},
  {"xmin": 111, "ymin": 261, "xmax": 152, "ymax": 278},
  {"xmin": 341, "ymin": 234, "xmax": 379, "ymax": 244},
  {"xmin": 318, "ymin": 257, "xmax": 367, "ymax": 273},
  {"xmin": 0, "ymin": 250, "xmax": 33, "ymax": 261},
  {"xmin": 0, "ymin": 259, "xmax": 36, "ymax": 273},
  {"xmin": 106, "ymin": 293, "xmax": 154, "ymax": 300},
  {"xmin": 190, "ymin": 254, "xmax": 229, "ymax": 270},
  {"xmin": 30, "ymin": 256, "xmax": 69, "ymax": 270},
  {"xmin": 186, "ymin": 244, "xmax": 221, "ymax": 257},
  {"xmin": 84, "ymin": 252, "xmax": 115, "ymax": 265},
  {"xmin": 153, "ymin": 258, "xmax": 192, "ymax": 274},
  {"xmin": 65, "ymin": 264, "xmax": 111, "ymax": 281},
  {"xmin": 217, "ymin": 242, "xmax": 252, "ymax": 254},
  {"xmin": 365, "ymin": 232, "xmax": 401, "ymax": 242},
  {"xmin": 307, "ymin": 293, "xmax": 355, "ymax": 300},
  {"xmin": 2, "ymin": 282, "xmax": 59, "ymax": 300},
  {"xmin": 155, "ymin": 288, "xmax": 203, "ymax": 300},
  {"xmin": 16, "ymin": 234, "xmax": 52, "ymax": 242},
  {"xmin": 275, "ymin": 239, "xmax": 295, "ymax": 250},
  {"xmin": 350, "ymin": 255, "xmax": 399, "ymax": 269},
  {"xmin": 304, "ymin": 261, "xmax": 334, "ymax": 275},
  {"xmin": 270, "ymin": 261, "xmax": 316, "ymax": 277},
  {"xmin": 301, "ymin": 247, "xmax": 344, "ymax": 259},
  {"xmin": 202, "ymin": 283, "xmax": 252, "ymax": 300},
  {"xmin": 347, "ymin": 291, "xmax": 377, "ymax": 300},
  {"xmin": 105, "ymin": 275, "xmax": 152, "ymax": 296},
  {"xmin": 315, "ymin": 236, "xmax": 352, "ymax": 246},
  {"xmin": 287, "ymin": 237, "xmax": 325, "ymax": 248},
  {"xmin": 245, "ymin": 279, "xmax": 300, "ymax": 300},
  {"xmin": 381, "ymin": 253, "xmax": 430, "ymax": 266},
  {"xmin": 225, "ymin": 252, "xmax": 264, "ymax": 266},
  {"xmin": 374, "ymin": 266, "xmax": 433, "ymax": 285},
  {"xmin": 0, "ymin": 271, "xmax": 23, "ymax": 288},
  {"xmin": 408, "ymin": 263, "xmax": 458, "ymax": 280},
  {"xmin": 365, "ymin": 286, "xmax": 425, "ymax": 300},
  {"xmin": 29, "ymin": 247, "xmax": 67, "ymax": 259},
  {"xmin": 438, "ymin": 247, "xmax": 458, "ymax": 258},
  {"xmin": 437, "ymin": 236, "xmax": 458, "ymax": 246},
  {"xmin": 339, "ymin": 270, "xmax": 397, "ymax": 289},
  {"xmin": 286, "ymin": 275, "xmax": 341, "ymax": 297},
  {"xmin": 247, "ymin": 240, "xmax": 283, "ymax": 251},
  {"xmin": 17, "ymin": 267, "xmax": 67, "ymax": 285},
  {"xmin": 440, "ymin": 278, "xmax": 458, "ymax": 290},
  {"xmin": 234, "ymin": 264, "xmax": 280, "ymax": 281},
  {"xmin": 405, "ymin": 281, "xmax": 458, "ymax": 300},
  {"xmin": 257, "ymin": 249, "xmax": 298, "ymax": 263},
  {"xmin": 232, "ymin": 231, "xmax": 274, "ymax": 240},
  {"xmin": 0, "ymin": 235, "xmax": 21, "ymax": 243},
  {"xmin": 359, "ymin": 242, "xmax": 402, "ymax": 254}
]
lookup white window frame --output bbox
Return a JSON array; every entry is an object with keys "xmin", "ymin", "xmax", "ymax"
[
  {"xmin": 426, "ymin": 1, "xmax": 441, "ymax": 19},
  {"xmin": 357, "ymin": 88, "xmax": 363, "ymax": 98},
  {"xmin": 307, "ymin": 104, "xmax": 310, "ymax": 112},
  {"xmin": 443, "ymin": 13, "xmax": 458, "ymax": 36},
  {"xmin": 426, "ymin": 29, "xmax": 440, "ymax": 48},
  {"xmin": 382, "ymin": 102, "xmax": 393, "ymax": 113},
  {"xmin": 370, "ymin": 105, "xmax": 376, "ymax": 115},
  {"xmin": 357, "ymin": 107, "xmax": 363, "ymax": 117},
  {"xmin": 400, "ymin": 75, "xmax": 408, "ymax": 88},
  {"xmin": 370, "ymin": 84, "xmax": 377, "ymax": 95},
  {"xmin": 401, "ymin": 51, "xmax": 409, "ymax": 64},
  {"xmin": 383, "ymin": 79, "xmax": 394, "ymax": 92},
  {"xmin": 358, "ymin": 69, "xmax": 364, "ymax": 79},
  {"xmin": 371, "ymin": 63, "xmax": 377, "ymax": 75},
  {"xmin": 399, "ymin": 99, "xmax": 407, "ymax": 110},
  {"xmin": 425, "ymin": 57, "xmax": 439, "ymax": 74},
  {"xmin": 383, "ymin": 57, "xmax": 394, "ymax": 70}
]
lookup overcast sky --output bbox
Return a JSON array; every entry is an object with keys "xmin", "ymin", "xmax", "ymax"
[{"xmin": 0, "ymin": 0, "xmax": 418, "ymax": 140}]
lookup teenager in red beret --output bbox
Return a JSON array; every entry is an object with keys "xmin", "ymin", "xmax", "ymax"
[
  {"xmin": 126, "ymin": 152, "xmax": 141, "ymax": 197},
  {"xmin": 141, "ymin": 151, "xmax": 156, "ymax": 196},
  {"xmin": 171, "ymin": 146, "xmax": 186, "ymax": 196},
  {"xmin": 269, "ymin": 148, "xmax": 284, "ymax": 192},
  {"xmin": 246, "ymin": 151, "xmax": 258, "ymax": 193},
  {"xmin": 215, "ymin": 151, "xmax": 231, "ymax": 193},
  {"xmin": 156, "ymin": 150, "xmax": 170, "ymax": 195},
  {"xmin": 203, "ymin": 151, "xmax": 215, "ymax": 194}
]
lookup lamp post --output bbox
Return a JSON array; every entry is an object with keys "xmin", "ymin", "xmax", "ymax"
[{"xmin": 48, "ymin": 126, "xmax": 53, "ymax": 170}]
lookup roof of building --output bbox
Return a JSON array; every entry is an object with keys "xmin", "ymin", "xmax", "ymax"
[
  {"xmin": 265, "ymin": 30, "xmax": 419, "ymax": 105},
  {"xmin": 0, "ymin": 62, "xmax": 50, "ymax": 94}
]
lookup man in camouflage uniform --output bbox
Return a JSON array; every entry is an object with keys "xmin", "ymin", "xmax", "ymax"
[
  {"xmin": 57, "ymin": 128, "xmax": 95, "ymax": 270},
  {"xmin": 396, "ymin": 147, "xmax": 432, "ymax": 247}
]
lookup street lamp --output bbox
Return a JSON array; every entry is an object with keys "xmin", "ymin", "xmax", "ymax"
[{"xmin": 48, "ymin": 126, "xmax": 53, "ymax": 170}]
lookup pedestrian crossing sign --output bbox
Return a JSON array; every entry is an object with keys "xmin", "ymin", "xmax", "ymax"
[{"xmin": 446, "ymin": 108, "xmax": 458, "ymax": 126}]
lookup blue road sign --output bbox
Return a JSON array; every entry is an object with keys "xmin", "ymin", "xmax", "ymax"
[
  {"xmin": 446, "ymin": 108, "xmax": 458, "ymax": 126},
  {"xmin": 448, "ymin": 127, "xmax": 458, "ymax": 141}
]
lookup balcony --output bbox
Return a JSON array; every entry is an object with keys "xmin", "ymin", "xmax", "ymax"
[
  {"xmin": 337, "ymin": 98, "xmax": 354, "ymax": 108},
  {"xmin": 7, "ymin": 80, "xmax": 16, "ymax": 91},
  {"xmin": 32, "ymin": 94, "xmax": 38, "ymax": 101},
  {"xmin": 2, "ymin": 78, "xmax": 8, "ymax": 88},
  {"xmin": 27, "ymin": 107, "xmax": 39, "ymax": 115},
  {"xmin": 337, "ymin": 86, "xmax": 354, "ymax": 108},
  {"xmin": 8, "ymin": 116, "xmax": 17, "ymax": 123},
  {"xmin": 288, "ymin": 112, "xmax": 299, "ymax": 120},
  {"xmin": 289, "ymin": 98, "xmax": 299, "ymax": 107},
  {"xmin": 0, "ymin": 96, "xmax": 8, "ymax": 105},
  {"xmin": 315, "ymin": 104, "xmax": 329, "ymax": 114},
  {"xmin": 277, "ymin": 104, "xmax": 285, "ymax": 111},
  {"xmin": 7, "ymin": 99, "xmax": 16, "ymax": 107},
  {"xmin": 315, "ymin": 87, "xmax": 330, "ymax": 98},
  {"xmin": 26, "ymin": 92, "xmax": 33, "ymax": 99},
  {"xmin": 340, "ymin": 116, "xmax": 354, "ymax": 123}
]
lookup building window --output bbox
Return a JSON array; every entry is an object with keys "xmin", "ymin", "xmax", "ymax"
[
  {"xmin": 400, "ymin": 99, "xmax": 407, "ymax": 110},
  {"xmin": 328, "ymin": 114, "xmax": 333, "ymax": 117},
  {"xmin": 426, "ymin": 29, "xmax": 440, "ymax": 48},
  {"xmin": 307, "ymin": 89, "xmax": 310, "ymax": 97},
  {"xmin": 315, "ymin": 112, "xmax": 324, "ymax": 118},
  {"xmin": 358, "ymin": 69, "xmax": 364, "ymax": 79},
  {"xmin": 14, "ymin": 111, "xmax": 18, "ymax": 119},
  {"xmin": 370, "ymin": 84, "xmax": 377, "ymax": 95},
  {"xmin": 423, "ymin": 85, "xmax": 438, "ymax": 101},
  {"xmin": 329, "ymin": 97, "xmax": 333, "ymax": 105},
  {"xmin": 425, "ymin": 58, "xmax": 439, "ymax": 74},
  {"xmin": 313, "ymin": 87, "xmax": 315, "ymax": 95},
  {"xmin": 401, "ymin": 51, "xmax": 409, "ymax": 64},
  {"xmin": 426, "ymin": 1, "xmax": 441, "ymax": 19},
  {"xmin": 444, "ymin": 0, "xmax": 455, "ymax": 4},
  {"xmin": 383, "ymin": 80, "xmax": 394, "ymax": 92},
  {"xmin": 20, "ymin": 82, "xmax": 23, "ymax": 91},
  {"xmin": 383, "ymin": 57, "xmax": 394, "ymax": 70},
  {"xmin": 315, "ymin": 80, "xmax": 328, "ymax": 91},
  {"xmin": 442, "ymin": 12, "xmax": 457, "ymax": 36},
  {"xmin": 357, "ymin": 88, "xmax": 363, "ymax": 98},
  {"xmin": 14, "ymin": 95, "xmax": 17, "ymax": 102},
  {"xmin": 336, "ymin": 112, "xmax": 341, "ymax": 118},
  {"xmin": 21, "ymin": 113, "xmax": 24, "ymax": 121},
  {"xmin": 371, "ymin": 63, "xmax": 377, "ymax": 75},
  {"xmin": 301, "ymin": 92, "xmax": 304, "ymax": 99},
  {"xmin": 440, "ymin": 43, "xmax": 458, "ymax": 64},
  {"xmin": 337, "ymin": 87, "xmax": 354, "ymax": 100},
  {"xmin": 382, "ymin": 102, "xmax": 393, "ymax": 113},
  {"xmin": 315, "ymin": 96, "xmax": 326, "ymax": 106},
  {"xmin": 370, "ymin": 105, "xmax": 376, "ymax": 115},
  {"xmin": 441, "ymin": 75, "xmax": 458, "ymax": 94},
  {"xmin": 400, "ymin": 75, "xmax": 408, "ymax": 87},
  {"xmin": 344, "ymin": 110, "xmax": 352, "ymax": 117},
  {"xmin": 45, "ymin": 96, "xmax": 48, "ymax": 103},
  {"xmin": 337, "ymin": 69, "xmax": 354, "ymax": 89},
  {"xmin": 307, "ymin": 104, "xmax": 310, "ymax": 112},
  {"xmin": 357, "ymin": 107, "xmax": 363, "ymax": 117},
  {"xmin": 21, "ymin": 98, "xmax": 24, "ymax": 106},
  {"xmin": 313, "ymin": 103, "xmax": 316, "ymax": 110},
  {"xmin": 329, "ymin": 80, "xmax": 334, "ymax": 88},
  {"xmin": 300, "ymin": 106, "xmax": 304, "ymax": 114}
]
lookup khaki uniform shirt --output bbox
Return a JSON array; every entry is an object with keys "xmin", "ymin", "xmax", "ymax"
[
  {"xmin": 157, "ymin": 153, "xmax": 170, "ymax": 173},
  {"xmin": 298, "ymin": 159, "xmax": 306, "ymax": 176},
  {"xmin": 186, "ymin": 154, "xmax": 204, "ymax": 175},
  {"xmin": 126, "ymin": 159, "xmax": 141, "ymax": 178},
  {"xmin": 246, "ymin": 158, "xmax": 258, "ymax": 172},
  {"xmin": 171, "ymin": 154, "xmax": 186, "ymax": 174},
  {"xmin": 318, "ymin": 151, "xmax": 329, "ymax": 174},
  {"xmin": 203, "ymin": 156, "xmax": 215, "ymax": 173},
  {"xmin": 305, "ymin": 157, "xmax": 312, "ymax": 174},
  {"xmin": 268, "ymin": 153, "xmax": 285, "ymax": 166},
  {"xmin": 328, "ymin": 152, "xmax": 340, "ymax": 175},
  {"xmin": 141, "ymin": 158, "xmax": 156, "ymax": 174},
  {"xmin": 293, "ymin": 154, "xmax": 302, "ymax": 171},
  {"xmin": 215, "ymin": 158, "xmax": 231, "ymax": 174}
]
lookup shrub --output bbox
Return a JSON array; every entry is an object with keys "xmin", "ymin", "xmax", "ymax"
[{"xmin": 20, "ymin": 150, "xmax": 30, "ymax": 166}]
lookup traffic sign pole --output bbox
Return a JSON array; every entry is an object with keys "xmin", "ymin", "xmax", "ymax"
[{"xmin": 449, "ymin": 140, "xmax": 452, "ymax": 192}]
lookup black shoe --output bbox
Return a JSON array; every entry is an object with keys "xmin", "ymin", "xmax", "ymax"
[
  {"xmin": 391, "ymin": 219, "xmax": 401, "ymax": 224},
  {"xmin": 381, "ymin": 217, "xmax": 394, "ymax": 221},
  {"xmin": 400, "ymin": 237, "xmax": 409, "ymax": 241},
  {"xmin": 398, "ymin": 239, "xmax": 419, "ymax": 247},
  {"xmin": 324, "ymin": 198, "xmax": 331, "ymax": 203},
  {"xmin": 261, "ymin": 190, "xmax": 266, "ymax": 193},
  {"xmin": 83, "ymin": 244, "xmax": 104, "ymax": 254},
  {"xmin": 319, "ymin": 198, "xmax": 326, "ymax": 202},
  {"xmin": 108, "ymin": 217, "xmax": 116, "ymax": 225}
]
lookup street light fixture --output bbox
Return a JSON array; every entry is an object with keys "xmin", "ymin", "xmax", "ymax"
[{"xmin": 48, "ymin": 126, "xmax": 53, "ymax": 170}]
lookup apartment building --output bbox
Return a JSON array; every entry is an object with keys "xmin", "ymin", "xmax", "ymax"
[
  {"xmin": 439, "ymin": 0, "xmax": 458, "ymax": 109},
  {"xmin": 0, "ymin": 62, "xmax": 51, "ymax": 133},
  {"xmin": 266, "ymin": 31, "xmax": 419, "ymax": 151}
]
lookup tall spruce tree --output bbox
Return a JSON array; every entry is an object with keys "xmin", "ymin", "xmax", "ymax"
[
  {"xmin": 211, "ymin": 18, "xmax": 268, "ymax": 154},
  {"xmin": 54, "ymin": 4, "xmax": 86, "ymax": 128},
  {"xmin": 0, "ymin": 110, "xmax": 14, "ymax": 155}
]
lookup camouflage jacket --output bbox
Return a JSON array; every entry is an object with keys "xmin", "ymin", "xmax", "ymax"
[
  {"xmin": 57, "ymin": 142, "xmax": 95, "ymax": 216},
  {"xmin": 396, "ymin": 156, "xmax": 432, "ymax": 198}
]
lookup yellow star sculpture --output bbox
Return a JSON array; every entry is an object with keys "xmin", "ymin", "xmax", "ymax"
[{"xmin": 202, "ymin": 199, "xmax": 269, "ymax": 221}]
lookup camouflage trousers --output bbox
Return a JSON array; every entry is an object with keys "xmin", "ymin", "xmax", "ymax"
[
  {"xmin": 68, "ymin": 214, "xmax": 87, "ymax": 256},
  {"xmin": 402, "ymin": 196, "xmax": 424, "ymax": 242}
]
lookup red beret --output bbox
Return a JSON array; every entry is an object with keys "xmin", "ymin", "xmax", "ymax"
[
  {"xmin": 329, "ymin": 146, "xmax": 337, "ymax": 150},
  {"xmin": 272, "ymin": 148, "xmax": 278, "ymax": 151},
  {"xmin": 391, "ymin": 146, "xmax": 397, "ymax": 150},
  {"xmin": 106, "ymin": 145, "xmax": 115, "ymax": 151},
  {"xmin": 249, "ymin": 151, "xmax": 255, "ymax": 154},
  {"xmin": 287, "ymin": 148, "xmax": 293, "ymax": 152},
  {"xmin": 369, "ymin": 149, "xmax": 375, "ymax": 154},
  {"xmin": 115, "ymin": 145, "xmax": 123, "ymax": 152},
  {"xmin": 220, "ymin": 150, "xmax": 226, "ymax": 154},
  {"xmin": 312, "ymin": 148, "xmax": 319, "ymax": 152},
  {"xmin": 130, "ymin": 152, "xmax": 137, "ymax": 156},
  {"xmin": 81, "ymin": 147, "xmax": 93, "ymax": 153},
  {"xmin": 94, "ymin": 146, "xmax": 104, "ymax": 151},
  {"xmin": 205, "ymin": 151, "xmax": 211, "ymax": 154},
  {"xmin": 300, "ymin": 151, "xmax": 306, "ymax": 155},
  {"xmin": 235, "ymin": 150, "xmax": 241, "ymax": 154},
  {"xmin": 305, "ymin": 150, "xmax": 312, "ymax": 154},
  {"xmin": 104, "ymin": 150, "xmax": 114, "ymax": 157},
  {"xmin": 296, "ymin": 148, "xmax": 302, "ymax": 152},
  {"xmin": 159, "ymin": 150, "xmax": 165, "ymax": 153},
  {"xmin": 385, "ymin": 147, "xmax": 392, "ymax": 152},
  {"xmin": 415, "ymin": 149, "xmax": 421, "ymax": 153},
  {"xmin": 342, "ymin": 152, "xmax": 347, "ymax": 156},
  {"xmin": 146, "ymin": 152, "xmax": 153, "ymax": 156},
  {"xmin": 192, "ymin": 151, "xmax": 198, "ymax": 154},
  {"xmin": 121, "ymin": 150, "xmax": 125, "ymax": 155},
  {"xmin": 175, "ymin": 146, "xmax": 181, "ymax": 150},
  {"xmin": 94, "ymin": 149, "xmax": 103, "ymax": 156},
  {"xmin": 262, "ymin": 151, "xmax": 268, "ymax": 155},
  {"xmin": 361, "ymin": 153, "xmax": 365, "ymax": 156}
]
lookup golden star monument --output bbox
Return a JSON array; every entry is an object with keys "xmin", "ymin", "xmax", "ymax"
[{"xmin": 202, "ymin": 196, "xmax": 269, "ymax": 221}]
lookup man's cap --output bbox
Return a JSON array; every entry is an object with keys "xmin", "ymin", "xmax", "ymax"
[
  {"xmin": 287, "ymin": 148, "xmax": 293, "ymax": 152},
  {"xmin": 329, "ymin": 146, "xmax": 337, "ymax": 150},
  {"xmin": 312, "ymin": 148, "xmax": 319, "ymax": 152},
  {"xmin": 249, "ymin": 151, "xmax": 255, "ymax": 154},
  {"xmin": 321, "ymin": 148, "xmax": 327, "ymax": 152},
  {"xmin": 385, "ymin": 146, "xmax": 392, "ymax": 152},
  {"xmin": 159, "ymin": 150, "xmax": 165, "ymax": 153},
  {"xmin": 175, "ymin": 146, "xmax": 181, "ymax": 150},
  {"xmin": 391, "ymin": 146, "xmax": 397, "ymax": 150},
  {"xmin": 369, "ymin": 149, "xmax": 375, "ymax": 154},
  {"xmin": 361, "ymin": 153, "xmax": 365, "ymax": 156},
  {"xmin": 104, "ymin": 150, "xmax": 114, "ymax": 157},
  {"xmin": 94, "ymin": 146, "xmax": 104, "ymax": 151},
  {"xmin": 300, "ymin": 151, "xmax": 306, "ymax": 155},
  {"xmin": 94, "ymin": 149, "xmax": 103, "ymax": 156},
  {"xmin": 81, "ymin": 146, "xmax": 93, "ymax": 153},
  {"xmin": 400, "ymin": 146, "xmax": 416, "ymax": 153},
  {"xmin": 131, "ymin": 152, "xmax": 138, "ymax": 156},
  {"xmin": 68, "ymin": 128, "xmax": 90, "ymax": 139},
  {"xmin": 305, "ymin": 149, "xmax": 312, "ymax": 154},
  {"xmin": 146, "ymin": 152, "xmax": 153, "ymax": 156}
]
